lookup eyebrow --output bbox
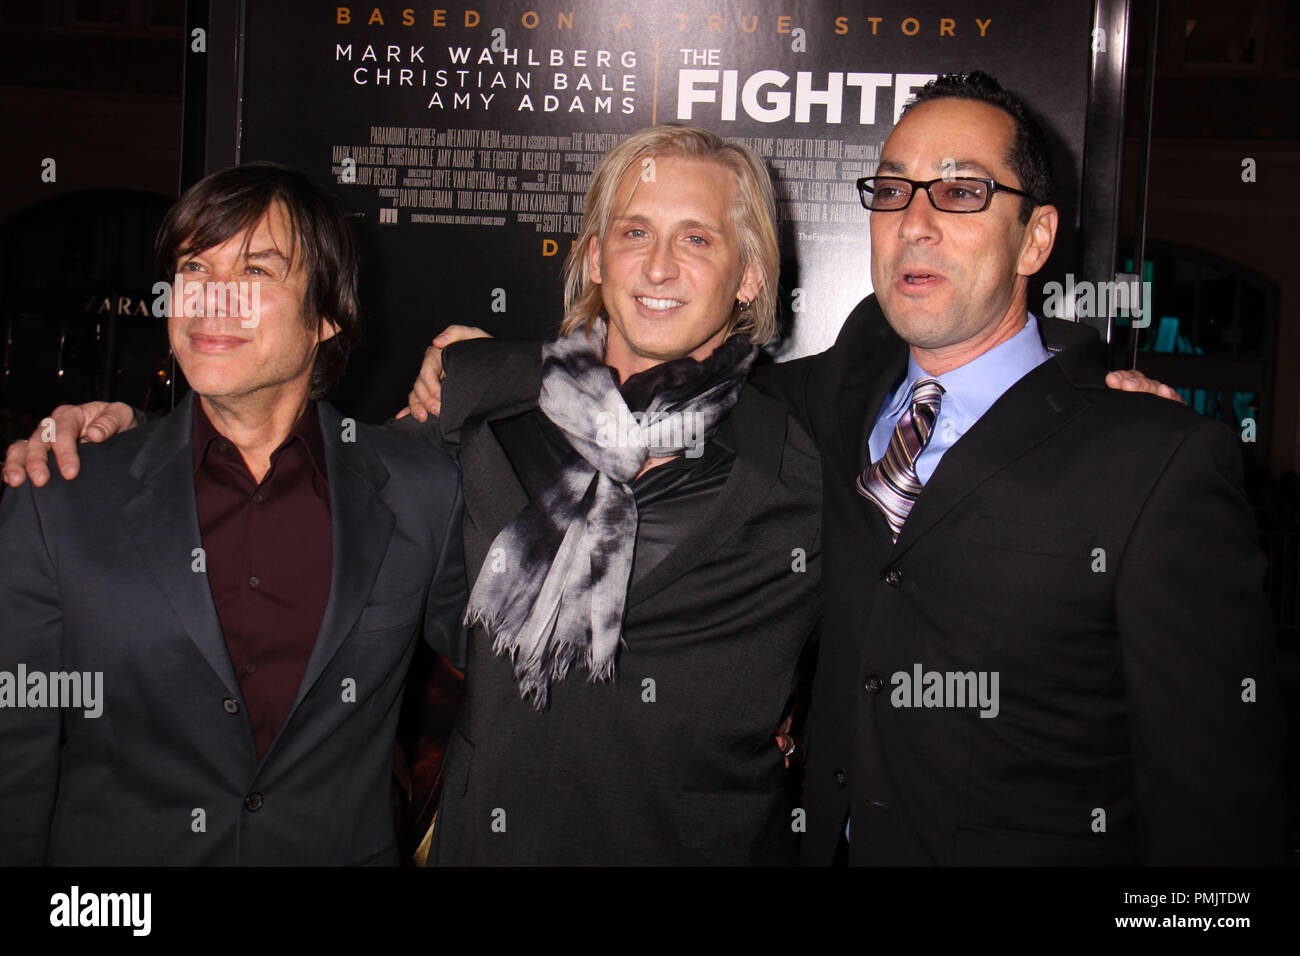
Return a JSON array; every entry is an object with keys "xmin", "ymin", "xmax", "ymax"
[
  {"xmin": 611, "ymin": 213, "xmax": 722, "ymax": 233},
  {"xmin": 244, "ymin": 248, "xmax": 292, "ymax": 264},
  {"xmin": 875, "ymin": 158, "xmax": 997, "ymax": 179}
]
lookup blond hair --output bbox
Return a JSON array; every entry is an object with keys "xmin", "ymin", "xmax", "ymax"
[{"xmin": 560, "ymin": 124, "xmax": 779, "ymax": 345}]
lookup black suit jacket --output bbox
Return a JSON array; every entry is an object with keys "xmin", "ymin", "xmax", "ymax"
[
  {"xmin": 396, "ymin": 339, "xmax": 823, "ymax": 865},
  {"xmin": 0, "ymin": 393, "xmax": 467, "ymax": 865},
  {"xmin": 754, "ymin": 295, "xmax": 1286, "ymax": 866}
]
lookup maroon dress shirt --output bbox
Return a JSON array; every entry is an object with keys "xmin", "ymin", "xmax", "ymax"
[{"xmin": 192, "ymin": 399, "xmax": 333, "ymax": 760}]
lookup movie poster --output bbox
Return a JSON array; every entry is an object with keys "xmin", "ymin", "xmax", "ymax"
[{"xmin": 234, "ymin": 1, "xmax": 1096, "ymax": 419}]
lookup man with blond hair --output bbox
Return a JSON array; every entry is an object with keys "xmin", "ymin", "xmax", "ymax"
[{"xmin": 403, "ymin": 124, "xmax": 823, "ymax": 865}]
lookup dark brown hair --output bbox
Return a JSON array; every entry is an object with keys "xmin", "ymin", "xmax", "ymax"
[
  {"xmin": 903, "ymin": 71, "xmax": 1053, "ymax": 224},
  {"xmin": 155, "ymin": 162, "xmax": 360, "ymax": 398}
]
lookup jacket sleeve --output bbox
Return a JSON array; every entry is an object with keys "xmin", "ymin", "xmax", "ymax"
[
  {"xmin": 1114, "ymin": 419, "xmax": 1287, "ymax": 864},
  {"xmin": 384, "ymin": 338, "xmax": 545, "ymax": 455},
  {"xmin": 748, "ymin": 353, "xmax": 825, "ymax": 447},
  {"xmin": 438, "ymin": 338, "xmax": 544, "ymax": 445},
  {"xmin": 0, "ymin": 482, "xmax": 64, "ymax": 864},
  {"xmin": 423, "ymin": 480, "xmax": 469, "ymax": 670},
  {"xmin": 385, "ymin": 410, "xmax": 455, "ymax": 458}
]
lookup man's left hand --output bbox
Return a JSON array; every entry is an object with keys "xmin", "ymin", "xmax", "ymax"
[{"xmin": 1106, "ymin": 369, "xmax": 1185, "ymax": 404}]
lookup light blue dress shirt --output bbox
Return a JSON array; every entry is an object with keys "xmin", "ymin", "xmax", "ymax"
[{"xmin": 866, "ymin": 314, "xmax": 1053, "ymax": 481}]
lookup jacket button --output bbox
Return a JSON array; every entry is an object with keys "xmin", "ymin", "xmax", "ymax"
[
  {"xmin": 222, "ymin": 698, "xmax": 239, "ymax": 715},
  {"xmin": 833, "ymin": 768, "xmax": 847, "ymax": 787},
  {"xmin": 864, "ymin": 675, "xmax": 884, "ymax": 694},
  {"xmin": 882, "ymin": 566, "xmax": 903, "ymax": 587},
  {"xmin": 244, "ymin": 792, "xmax": 264, "ymax": 812}
]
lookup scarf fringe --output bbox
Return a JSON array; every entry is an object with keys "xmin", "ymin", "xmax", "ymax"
[{"xmin": 468, "ymin": 606, "xmax": 619, "ymax": 710}]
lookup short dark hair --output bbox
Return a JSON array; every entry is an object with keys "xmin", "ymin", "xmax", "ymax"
[
  {"xmin": 155, "ymin": 162, "xmax": 360, "ymax": 398},
  {"xmin": 901, "ymin": 71, "xmax": 1053, "ymax": 223}
]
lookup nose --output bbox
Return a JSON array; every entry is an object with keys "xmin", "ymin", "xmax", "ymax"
[
  {"xmin": 896, "ymin": 187, "xmax": 941, "ymax": 245},
  {"xmin": 191, "ymin": 262, "xmax": 244, "ymax": 320},
  {"xmin": 642, "ymin": 235, "xmax": 679, "ymax": 285},
  {"xmin": 203, "ymin": 278, "xmax": 230, "ymax": 317}
]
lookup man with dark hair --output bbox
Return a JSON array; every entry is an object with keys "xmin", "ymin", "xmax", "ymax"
[
  {"xmin": 755, "ymin": 71, "xmax": 1285, "ymax": 865},
  {"xmin": 0, "ymin": 163, "xmax": 466, "ymax": 865},
  {"xmin": 153, "ymin": 161, "xmax": 365, "ymax": 399}
]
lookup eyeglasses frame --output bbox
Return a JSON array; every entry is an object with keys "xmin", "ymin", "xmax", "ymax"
[{"xmin": 855, "ymin": 175, "xmax": 1041, "ymax": 214}]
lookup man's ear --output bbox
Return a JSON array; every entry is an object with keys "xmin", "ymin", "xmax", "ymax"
[
  {"xmin": 1017, "ymin": 204, "xmax": 1058, "ymax": 278},
  {"xmin": 736, "ymin": 259, "xmax": 763, "ymax": 305},
  {"xmin": 587, "ymin": 235, "xmax": 603, "ymax": 284},
  {"xmin": 317, "ymin": 318, "xmax": 340, "ymax": 344}
]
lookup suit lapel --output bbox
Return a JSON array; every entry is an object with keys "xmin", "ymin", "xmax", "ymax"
[
  {"xmin": 121, "ymin": 392, "xmax": 241, "ymax": 698},
  {"xmin": 282, "ymin": 402, "xmax": 396, "ymax": 722},
  {"xmin": 829, "ymin": 296, "xmax": 910, "ymax": 554},
  {"xmin": 890, "ymin": 341, "xmax": 1093, "ymax": 560},
  {"xmin": 626, "ymin": 385, "xmax": 785, "ymax": 608},
  {"xmin": 830, "ymin": 300, "xmax": 1109, "ymax": 560}
]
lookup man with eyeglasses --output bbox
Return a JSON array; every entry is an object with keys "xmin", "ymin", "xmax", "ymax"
[{"xmin": 757, "ymin": 71, "xmax": 1285, "ymax": 865}]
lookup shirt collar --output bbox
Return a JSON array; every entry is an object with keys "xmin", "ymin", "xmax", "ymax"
[
  {"xmin": 885, "ymin": 313, "xmax": 1051, "ymax": 423},
  {"xmin": 192, "ymin": 397, "xmax": 328, "ymax": 480}
]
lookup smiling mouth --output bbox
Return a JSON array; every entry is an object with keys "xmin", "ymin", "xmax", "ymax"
[
  {"xmin": 189, "ymin": 333, "xmax": 249, "ymax": 352},
  {"xmin": 635, "ymin": 296, "xmax": 685, "ymax": 312}
]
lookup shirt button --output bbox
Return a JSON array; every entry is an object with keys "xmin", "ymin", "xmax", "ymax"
[
  {"xmin": 834, "ymin": 768, "xmax": 847, "ymax": 787},
  {"xmin": 882, "ymin": 566, "xmax": 903, "ymax": 587},
  {"xmin": 249, "ymin": 576, "xmax": 260, "ymax": 589},
  {"xmin": 243, "ymin": 663, "xmax": 256, "ymax": 677},
  {"xmin": 864, "ymin": 675, "xmax": 884, "ymax": 694},
  {"xmin": 252, "ymin": 491, "xmax": 264, "ymax": 504},
  {"xmin": 222, "ymin": 698, "xmax": 239, "ymax": 715},
  {"xmin": 244, "ymin": 792, "xmax": 264, "ymax": 812}
]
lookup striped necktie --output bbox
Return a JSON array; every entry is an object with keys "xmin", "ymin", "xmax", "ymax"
[{"xmin": 856, "ymin": 378, "xmax": 945, "ymax": 541}]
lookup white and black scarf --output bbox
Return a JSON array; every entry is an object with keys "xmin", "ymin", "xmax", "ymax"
[{"xmin": 464, "ymin": 318, "xmax": 756, "ymax": 710}]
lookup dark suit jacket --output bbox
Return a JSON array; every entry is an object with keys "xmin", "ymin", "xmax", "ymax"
[
  {"xmin": 754, "ymin": 295, "xmax": 1286, "ymax": 866},
  {"xmin": 0, "ymin": 393, "xmax": 467, "ymax": 865},
  {"xmin": 396, "ymin": 338, "xmax": 823, "ymax": 865}
]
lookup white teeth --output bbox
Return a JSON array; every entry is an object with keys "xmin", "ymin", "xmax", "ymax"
[{"xmin": 636, "ymin": 296, "xmax": 684, "ymax": 310}]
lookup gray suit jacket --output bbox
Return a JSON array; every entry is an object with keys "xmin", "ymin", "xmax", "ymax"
[{"xmin": 0, "ymin": 392, "xmax": 466, "ymax": 865}]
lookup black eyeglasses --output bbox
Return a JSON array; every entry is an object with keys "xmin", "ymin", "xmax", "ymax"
[{"xmin": 856, "ymin": 176, "xmax": 1040, "ymax": 213}]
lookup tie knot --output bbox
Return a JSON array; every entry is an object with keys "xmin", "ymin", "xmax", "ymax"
[
  {"xmin": 909, "ymin": 378, "xmax": 944, "ymax": 426},
  {"xmin": 910, "ymin": 378, "xmax": 944, "ymax": 405}
]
